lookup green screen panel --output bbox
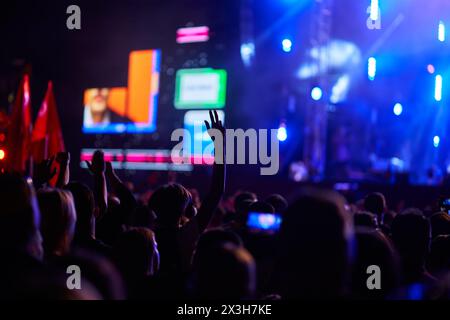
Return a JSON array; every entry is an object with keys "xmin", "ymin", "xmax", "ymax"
[{"xmin": 174, "ymin": 68, "xmax": 227, "ymax": 109}]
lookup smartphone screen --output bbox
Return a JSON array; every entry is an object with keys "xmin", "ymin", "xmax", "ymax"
[{"xmin": 247, "ymin": 212, "xmax": 282, "ymax": 233}]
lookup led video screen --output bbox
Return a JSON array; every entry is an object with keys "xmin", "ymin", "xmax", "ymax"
[{"xmin": 82, "ymin": 50, "xmax": 160, "ymax": 134}]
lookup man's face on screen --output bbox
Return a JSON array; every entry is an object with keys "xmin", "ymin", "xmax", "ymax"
[{"xmin": 88, "ymin": 88, "xmax": 109, "ymax": 113}]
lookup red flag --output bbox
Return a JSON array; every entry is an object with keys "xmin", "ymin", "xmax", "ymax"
[
  {"xmin": 31, "ymin": 81, "xmax": 65, "ymax": 163},
  {"xmin": 6, "ymin": 74, "xmax": 32, "ymax": 173}
]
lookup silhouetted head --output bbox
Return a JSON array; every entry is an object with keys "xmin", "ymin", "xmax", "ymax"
[
  {"xmin": 131, "ymin": 205, "xmax": 157, "ymax": 230},
  {"xmin": 391, "ymin": 208, "xmax": 431, "ymax": 282},
  {"xmin": 276, "ymin": 188, "xmax": 354, "ymax": 299},
  {"xmin": 0, "ymin": 173, "xmax": 42, "ymax": 259},
  {"xmin": 429, "ymin": 212, "xmax": 450, "ymax": 239},
  {"xmin": 248, "ymin": 201, "xmax": 274, "ymax": 214},
  {"xmin": 234, "ymin": 191, "xmax": 257, "ymax": 214},
  {"xmin": 191, "ymin": 243, "xmax": 256, "ymax": 300},
  {"xmin": 58, "ymin": 248, "xmax": 125, "ymax": 300},
  {"xmin": 427, "ymin": 235, "xmax": 450, "ymax": 277},
  {"xmin": 65, "ymin": 182, "xmax": 95, "ymax": 241},
  {"xmin": 266, "ymin": 194, "xmax": 288, "ymax": 213},
  {"xmin": 192, "ymin": 228, "xmax": 243, "ymax": 267},
  {"xmin": 354, "ymin": 211, "xmax": 378, "ymax": 229},
  {"xmin": 37, "ymin": 188, "xmax": 77, "ymax": 258},
  {"xmin": 8, "ymin": 267, "xmax": 102, "ymax": 300},
  {"xmin": 351, "ymin": 228, "xmax": 400, "ymax": 299},
  {"xmin": 147, "ymin": 183, "xmax": 195, "ymax": 228},
  {"xmin": 188, "ymin": 188, "xmax": 201, "ymax": 217},
  {"xmin": 364, "ymin": 192, "xmax": 386, "ymax": 217},
  {"xmin": 114, "ymin": 227, "xmax": 160, "ymax": 278},
  {"xmin": 422, "ymin": 272, "xmax": 450, "ymax": 300},
  {"xmin": 383, "ymin": 210, "xmax": 397, "ymax": 227}
]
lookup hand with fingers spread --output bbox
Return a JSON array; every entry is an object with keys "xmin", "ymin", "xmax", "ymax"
[
  {"xmin": 204, "ymin": 110, "xmax": 225, "ymax": 142},
  {"xmin": 196, "ymin": 110, "xmax": 226, "ymax": 233}
]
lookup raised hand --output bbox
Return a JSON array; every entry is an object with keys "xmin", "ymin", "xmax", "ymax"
[
  {"xmin": 55, "ymin": 151, "xmax": 71, "ymax": 188},
  {"xmin": 85, "ymin": 150, "xmax": 105, "ymax": 175},
  {"xmin": 55, "ymin": 151, "xmax": 70, "ymax": 165},
  {"xmin": 86, "ymin": 150, "xmax": 107, "ymax": 216},
  {"xmin": 197, "ymin": 110, "xmax": 226, "ymax": 232},
  {"xmin": 204, "ymin": 110, "xmax": 225, "ymax": 142},
  {"xmin": 105, "ymin": 161, "xmax": 114, "ymax": 178},
  {"xmin": 33, "ymin": 156, "xmax": 57, "ymax": 187},
  {"xmin": 105, "ymin": 161, "xmax": 121, "ymax": 187}
]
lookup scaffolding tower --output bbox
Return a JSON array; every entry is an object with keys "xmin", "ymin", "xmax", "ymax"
[{"xmin": 303, "ymin": 0, "xmax": 334, "ymax": 181}]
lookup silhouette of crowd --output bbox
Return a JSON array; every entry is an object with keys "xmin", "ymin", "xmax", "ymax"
[{"xmin": 1, "ymin": 111, "xmax": 449, "ymax": 300}]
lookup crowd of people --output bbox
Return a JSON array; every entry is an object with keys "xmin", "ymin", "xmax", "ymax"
[{"xmin": 1, "ymin": 111, "xmax": 450, "ymax": 300}]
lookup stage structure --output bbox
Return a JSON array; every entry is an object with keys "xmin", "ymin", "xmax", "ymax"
[{"xmin": 302, "ymin": 0, "xmax": 334, "ymax": 181}]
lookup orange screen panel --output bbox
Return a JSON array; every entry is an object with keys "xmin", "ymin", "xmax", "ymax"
[{"xmin": 127, "ymin": 50, "xmax": 155, "ymax": 123}]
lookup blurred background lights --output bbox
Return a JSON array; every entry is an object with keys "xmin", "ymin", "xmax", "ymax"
[
  {"xmin": 438, "ymin": 21, "xmax": 445, "ymax": 42},
  {"xmin": 311, "ymin": 86, "xmax": 323, "ymax": 101},
  {"xmin": 393, "ymin": 103, "xmax": 403, "ymax": 116},
  {"xmin": 281, "ymin": 38, "xmax": 292, "ymax": 53},
  {"xmin": 433, "ymin": 135, "xmax": 440, "ymax": 148},
  {"xmin": 277, "ymin": 124, "xmax": 287, "ymax": 141}
]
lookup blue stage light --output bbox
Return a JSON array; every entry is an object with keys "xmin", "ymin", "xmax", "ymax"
[
  {"xmin": 368, "ymin": 57, "xmax": 376, "ymax": 81},
  {"xmin": 393, "ymin": 103, "xmax": 403, "ymax": 116},
  {"xmin": 277, "ymin": 125, "xmax": 287, "ymax": 142},
  {"xmin": 240, "ymin": 42, "xmax": 255, "ymax": 67},
  {"xmin": 433, "ymin": 135, "xmax": 440, "ymax": 148},
  {"xmin": 439, "ymin": 21, "xmax": 445, "ymax": 42},
  {"xmin": 435, "ymin": 75, "xmax": 443, "ymax": 101},
  {"xmin": 282, "ymin": 38, "xmax": 292, "ymax": 53},
  {"xmin": 311, "ymin": 86, "xmax": 323, "ymax": 101}
]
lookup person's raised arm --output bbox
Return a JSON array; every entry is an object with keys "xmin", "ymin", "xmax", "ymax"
[
  {"xmin": 196, "ymin": 110, "xmax": 226, "ymax": 232},
  {"xmin": 55, "ymin": 151, "xmax": 70, "ymax": 188},
  {"xmin": 85, "ymin": 150, "xmax": 107, "ymax": 217},
  {"xmin": 32, "ymin": 156, "xmax": 56, "ymax": 190},
  {"xmin": 105, "ymin": 161, "xmax": 137, "ymax": 224}
]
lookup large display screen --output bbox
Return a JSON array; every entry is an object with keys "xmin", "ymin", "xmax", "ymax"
[
  {"xmin": 81, "ymin": 47, "xmax": 229, "ymax": 171},
  {"xmin": 82, "ymin": 49, "xmax": 160, "ymax": 134}
]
